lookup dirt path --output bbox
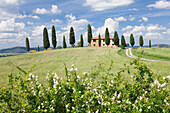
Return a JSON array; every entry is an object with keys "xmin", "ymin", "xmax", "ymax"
[{"xmin": 126, "ymin": 48, "xmax": 170, "ymax": 63}]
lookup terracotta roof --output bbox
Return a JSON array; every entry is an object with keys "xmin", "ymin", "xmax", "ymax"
[{"xmin": 91, "ymin": 36, "xmax": 114, "ymax": 40}]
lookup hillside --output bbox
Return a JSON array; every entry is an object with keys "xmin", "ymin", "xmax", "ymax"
[{"xmin": 0, "ymin": 47, "xmax": 170, "ymax": 86}]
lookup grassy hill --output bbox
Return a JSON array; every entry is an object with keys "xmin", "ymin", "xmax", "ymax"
[{"xmin": 0, "ymin": 47, "xmax": 170, "ymax": 86}]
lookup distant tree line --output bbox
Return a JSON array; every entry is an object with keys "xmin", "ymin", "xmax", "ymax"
[{"xmin": 25, "ymin": 24, "xmax": 152, "ymax": 52}]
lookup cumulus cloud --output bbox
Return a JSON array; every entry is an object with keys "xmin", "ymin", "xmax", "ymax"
[
  {"xmin": 129, "ymin": 15, "xmax": 135, "ymax": 21},
  {"xmin": 114, "ymin": 16, "xmax": 127, "ymax": 22},
  {"xmin": 32, "ymin": 25, "xmax": 46, "ymax": 37},
  {"xmin": 128, "ymin": 8, "xmax": 138, "ymax": 11},
  {"xmin": 33, "ymin": 5, "xmax": 61, "ymax": 14},
  {"xmin": 17, "ymin": 14, "xmax": 40, "ymax": 19},
  {"xmin": 84, "ymin": 0, "xmax": 134, "ymax": 11},
  {"xmin": 142, "ymin": 17, "xmax": 148, "ymax": 22},
  {"xmin": 27, "ymin": 21, "xmax": 33, "ymax": 25},
  {"xmin": 147, "ymin": 24, "xmax": 166, "ymax": 32},
  {"xmin": 51, "ymin": 19, "xmax": 62, "ymax": 23},
  {"xmin": 122, "ymin": 25, "xmax": 133, "ymax": 31},
  {"xmin": 147, "ymin": 0, "xmax": 170, "ymax": 9},
  {"xmin": 94, "ymin": 18, "xmax": 119, "ymax": 36},
  {"xmin": 162, "ymin": 29, "xmax": 170, "ymax": 35}
]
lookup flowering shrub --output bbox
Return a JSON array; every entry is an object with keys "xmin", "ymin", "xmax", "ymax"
[
  {"xmin": 0, "ymin": 59, "xmax": 169, "ymax": 112},
  {"xmin": 47, "ymin": 48, "xmax": 53, "ymax": 51},
  {"xmin": 29, "ymin": 50, "xmax": 36, "ymax": 53}
]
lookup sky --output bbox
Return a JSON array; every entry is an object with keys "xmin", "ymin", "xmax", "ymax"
[{"xmin": 0, "ymin": 0, "xmax": 170, "ymax": 49}]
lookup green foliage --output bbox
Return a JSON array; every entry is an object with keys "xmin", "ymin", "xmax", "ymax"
[
  {"xmin": 130, "ymin": 34, "xmax": 135, "ymax": 47},
  {"xmin": 52, "ymin": 25, "xmax": 57, "ymax": 49},
  {"xmin": 63, "ymin": 36, "xmax": 67, "ymax": 48},
  {"xmin": 105, "ymin": 28, "xmax": 110, "ymax": 46},
  {"xmin": 98, "ymin": 34, "xmax": 101, "ymax": 47},
  {"xmin": 121, "ymin": 35, "xmax": 126, "ymax": 47},
  {"xmin": 88, "ymin": 24, "xmax": 93, "ymax": 44},
  {"xmin": 25, "ymin": 37, "xmax": 30, "ymax": 52},
  {"xmin": 80, "ymin": 34, "xmax": 84, "ymax": 47},
  {"xmin": 43, "ymin": 27, "xmax": 50, "ymax": 50},
  {"xmin": 120, "ymin": 45, "xmax": 125, "ymax": 49},
  {"xmin": 0, "ymin": 59, "xmax": 169, "ymax": 112},
  {"xmin": 114, "ymin": 31, "xmax": 119, "ymax": 46},
  {"xmin": 149, "ymin": 40, "xmax": 151, "ymax": 48},
  {"xmin": 69, "ymin": 27, "xmax": 75, "ymax": 47},
  {"xmin": 126, "ymin": 43, "xmax": 130, "ymax": 47},
  {"xmin": 38, "ymin": 45, "xmax": 40, "ymax": 51},
  {"xmin": 139, "ymin": 36, "xmax": 144, "ymax": 47},
  {"xmin": 57, "ymin": 46, "xmax": 62, "ymax": 49}
]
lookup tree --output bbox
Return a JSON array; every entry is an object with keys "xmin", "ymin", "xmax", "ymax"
[
  {"xmin": 63, "ymin": 36, "xmax": 67, "ymax": 48},
  {"xmin": 139, "ymin": 36, "xmax": 144, "ymax": 47},
  {"xmin": 25, "ymin": 37, "xmax": 30, "ymax": 52},
  {"xmin": 114, "ymin": 31, "xmax": 119, "ymax": 46},
  {"xmin": 121, "ymin": 35, "xmax": 126, "ymax": 47},
  {"xmin": 105, "ymin": 28, "xmax": 110, "ymax": 46},
  {"xmin": 87, "ymin": 24, "xmax": 93, "ymax": 45},
  {"xmin": 43, "ymin": 27, "xmax": 50, "ymax": 50},
  {"xmin": 130, "ymin": 34, "xmax": 135, "ymax": 47},
  {"xmin": 38, "ymin": 45, "xmax": 40, "ymax": 51},
  {"xmin": 149, "ymin": 40, "xmax": 151, "ymax": 48},
  {"xmin": 98, "ymin": 34, "xmax": 101, "ymax": 47},
  {"xmin": 52, "ymin": 25, "xmax": 57, "ymax": 49},
  {"xmin": 69, "ymin": 27, "xmax": 75, "ymax": 47},
  {"xmin": 80, "ymin": 34, "xmax": 84, "ymax": 47}
]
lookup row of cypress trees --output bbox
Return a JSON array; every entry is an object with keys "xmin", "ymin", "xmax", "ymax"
[{"xmin": 26, "ymin": 24, "xmax": 152, "ymax": 52}]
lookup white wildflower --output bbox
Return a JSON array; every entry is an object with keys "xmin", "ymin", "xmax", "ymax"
[
  {"xmin": 161, "ymin": 83, "xmax": 166, "ymax": 87},
  {"xmin": 147, "ymin": 106, "xmax": 151, "ymax": 109},
  {"xmin": 72, "ymin": 64, "xmax": 74, "ymax": 67},
  {"xmin": 139, "ymin": 108, "xmax": 142, "ymax": 112},
  {"xmin": 117, "ymin": 100, "xmax": 121, "ymax": 103},
  {"xmin": 163, "ymin": 77, "xmax": 165, "ymax": 79},
  {"xmin": 52, "ymin": 100, "xmax": 54, "ymax": 103},
  {"xmin": 77, "ymin": 75, "xmax": 80, "ymax": 79},
  {"xmin": 31, "ymin": 81, "xmax": 33, "ymax": 84},
  {"xmin": 117, "ymin": 93, "xmax": 121, "ymax": 98},
  {"xmin": 70, "ymin": 68, "xmax": 73, "ymax": 72},
  {"xmin": 139, "ymin": 96, "xmax": 142, "ymax": 100},
  {"xmin": 135, "ymin": 100, "xmax": 138, "ymax": 103},
  {"xmin": 79, "ymin": 91, "xmax": 81, "ymax": 93},
  {"xmin": 111, "ymin": 80, "xmax": 113, "ymax": 83},
  {"xmin": 82, "ymin": 104, "xmax": 85, "ymax": 107},
  {"xmin": 29, "ymin": 73, "xmax": 32, "ymax": 77},
  {"xmin": 81, "ymin": 95, "xmax": 84, "ymax": 98},
  {"xmin": 167, "ymin": 75, "xmax": 170, "ymax": 79},
  {"xmin": 59, "ymin": 87, "xmax": 61, "ymax": 90},
  {"xmin": 38, "ymin": 106, "xmax": 40, "ymax": 109},
  {"xmin": 96, "ymin": 110, "xmax": 99, "ymax": 113},
  {"xmin": 74, "ymin": 68, "xmax": 78, "ymax": 71},
  {"xmin": 164, "ymin": 99, "xmax": 167, "ymax": 103},
  {"xmin": 66, "ymin": 104, "xmax": 69, "ymax": 108},
  {"xmin": 114, "ymin": 91, "xmax": 117, "ymax": 97},
  {"xmin": 46, "ymin": 76, "xmax": 49, "ymax": 80},
  {"xmin": 28, "ymin": 78, "xmax": 31, "ymax": 80}
]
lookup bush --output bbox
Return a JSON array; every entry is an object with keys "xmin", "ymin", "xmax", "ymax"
[
  {"xmin": 57, "ymin": 46, "xmax": 62, "ymax": 49},
  {"xmin": 0, "ymin": 59, "xmax": 169, "ymax": 112},
  {"xmin": 29, "ymin": 50, "xmax": 36, "ymax": 53},
  {"xmin": 119, "ymin": 45, "xmax": 125, "ymax": 49},
  {"xmin": 47, "ymin": 48, "xmax": 53, "ymax": 51}
]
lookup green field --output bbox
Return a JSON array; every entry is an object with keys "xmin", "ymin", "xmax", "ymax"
[
  {"xmin": 132, "ymin": 48, "xmax": 170, "ymax": 61},
  {"xmin": 0, "ymin": 47, "xmax": 170, "ymax": 86}
]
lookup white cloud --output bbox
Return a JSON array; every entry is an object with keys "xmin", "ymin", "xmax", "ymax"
[
  {"xmin": 27, "ymin": 21, "xmax": 33, "ymax": 25},
  {"xmin": 17, "ymin": 14, "xmax": 40, "ymax": 19},
  {"xmin": 114, "ymin": 16, "xmax": 127, "ymax": 22},
  {"xmin": 147, "ymin": 24, "xmax": 166, "ymax": 32},
  {"xmin": 142, "ymin": 17, "xmax": 148, "ymax": 22},
  {"xmin": 94, "ymin": 18, "xmax": 119, "ymax": 36},
  {"xmin": 51, "ymin": 19, "xmax": 62, "ymax": 23},
  {"xmin": 122, "ymin": 25, "xmax": 133, "ymax": 31},
  {"xmin": 84, "ymin": 0, "xmax": 134, "ymax": 11},
  {"xmin": 32, "ymin": 25, "xmax": 46, "ymax": 37},
  {"xmin": 34, "ymin": 8, "xmax": 49, "ymax": 14},
  {"xmin": 162, "ymin": 29, "xmax": 170, "ymax": 35},
  {"xmin": 129, "ymin": 15, "xmax": 135, "ymax": 21},
  {"xmin": 65, "ymin": 13, "xmax": 76, "ymax": 22},
  {"xmin": 128, "ymin": 8, "xmax": 138, "ymax": 11},
  {"xmin": 51, "ymin": 5, "xmax": 61, "ymax": 14},
  {"xmin": 33, "ymin": 5, "xmax": 61, "ymax": 14},
  {"xmin": 145, "ymin": 32, "xmax": 162, "ymax": 39},
  {"xmin": 147, "ymin": 0, "xmax": 170, "ymax": 9}
]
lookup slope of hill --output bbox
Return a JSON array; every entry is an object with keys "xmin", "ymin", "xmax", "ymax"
[{"xmin": 0, "ymin": 47, "xmax": 170, "ymax": 86}]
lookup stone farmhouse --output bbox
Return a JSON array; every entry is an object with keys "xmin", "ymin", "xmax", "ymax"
[{"xmin": 90, "ymin": 36, "xmax": 116, "ymax": 47}]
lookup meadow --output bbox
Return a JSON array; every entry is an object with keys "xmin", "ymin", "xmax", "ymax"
[{"xmin": 0, "ymin": 47, "xmax": 170, "ymax": 86}]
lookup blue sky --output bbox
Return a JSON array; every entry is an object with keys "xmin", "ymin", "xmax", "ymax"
[{"xmin": 0, "ymin": 0, "xmax": 170, "ymax": 49}]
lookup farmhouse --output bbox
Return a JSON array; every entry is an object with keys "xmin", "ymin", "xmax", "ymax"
[{"xmin": 90, "ymin": 36, "xmax": 115, "ymax": 47}]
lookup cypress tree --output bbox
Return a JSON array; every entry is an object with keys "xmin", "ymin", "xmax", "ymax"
[
  {"xmin": 139, "ymin": 36, "xmax": 144, "ymax": 47},
  {"xmin": 80, "ymin": 34, "xmax": 84, "ymax": 47},
  {"xmin": 130, "ymin": 34, "xmax": 135, "ymax": 47},
  {"xmin": 69, "ymin": 27, "xmax": 75, "ymax": 47},
  {"xmin": 149, "ymin": 40, "xmax": 151, "ymax": 48},
  {"xmin": 43, "ymin": 27, "xmax": 50, "ymax": 50},
  {"xmin": 98, "ymin": 34, "xmax": 101, "ymax": 47},
  {"xmin": 87, "ymin": 24, "xmax": 93, "ymax": 45},
  {"xmin": 121, "ymin": 35, "xmax": 126, "ymax": 47},
  {"xmin": 52, "ymin": 25, "xmax": 57, "ymax": 49},
  {"xmin": 25, "ymin": 37, "xmax": 30, "ymax": 52},
  {"xmin": 38, "ymin": 45, "xmax": 40, "ymax": 51},
  {"xmin": 105, "ymin": 28, "xmax": 110, "ymax": 46},
  {"xmin": 63, "ymin": 36, "xmax": 67, "ymax": 48},
  {"xmin": 114, "ymin": 31, "xmax": 119, "ymax": 46}
]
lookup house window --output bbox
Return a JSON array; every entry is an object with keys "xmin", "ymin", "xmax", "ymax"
[
  {"xmin": 93, "ymin": 39, "xmax": 96, "ymax": 42},
  {"xmin": 112, "ymin": 44, "xmax": 114, "ymax": 45},
  {"xmin": 103, "ymin": 39, "xmax": 105, "ymax": 42},
  {"xmin": 103, "ymin": 44, "xmax": 105, "ymax": 46},
  {"xmin": 112, "ymin": 39, "xmax": 114, "ymax": 42},
  {"xmin": 94, "ymin": 44, "xmax": 95, "ymax": 46}
]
